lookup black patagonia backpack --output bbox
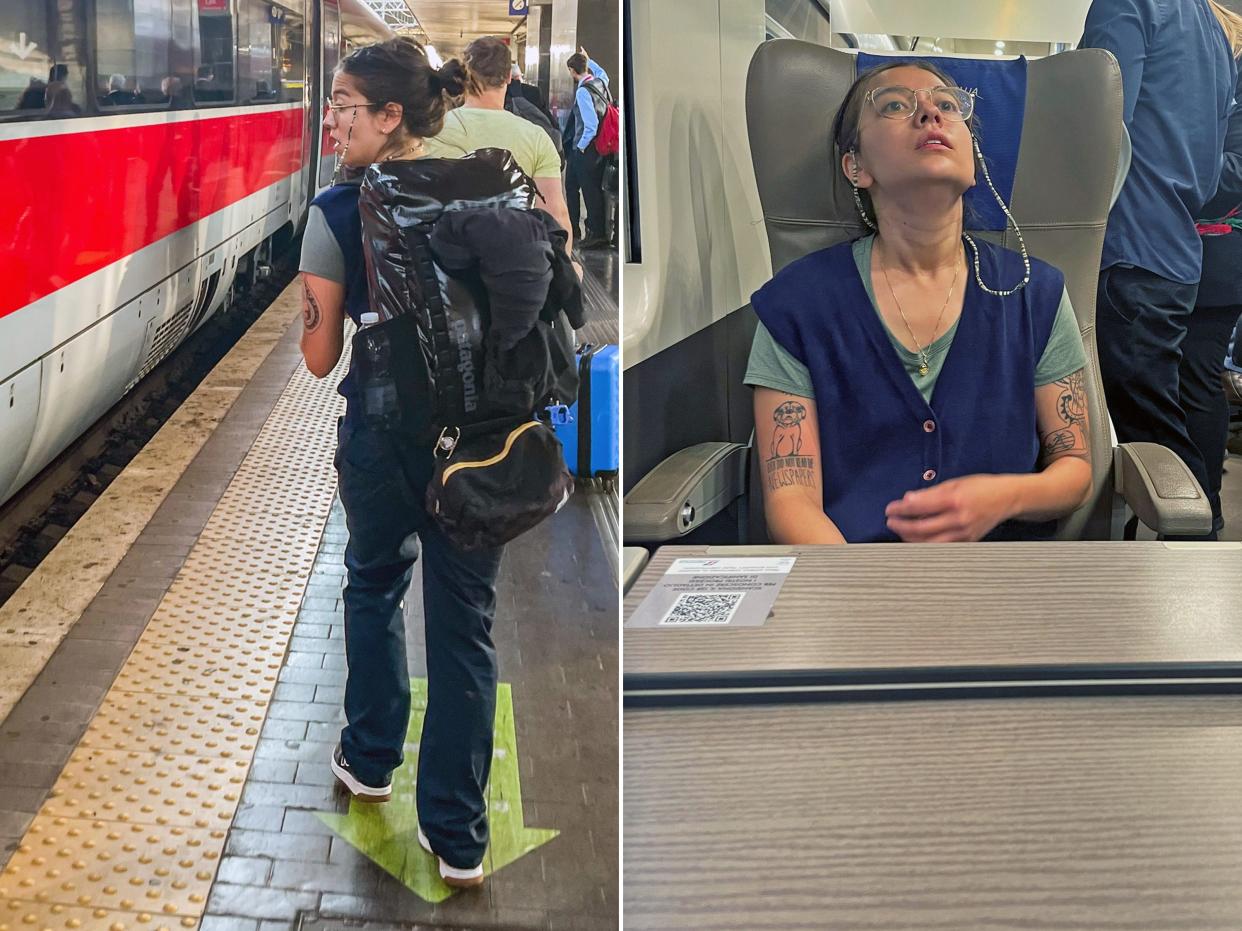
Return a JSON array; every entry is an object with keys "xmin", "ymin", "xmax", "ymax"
[{"xmin": 356, "ymin": 148, "xmax": 585, "ymax": 549}]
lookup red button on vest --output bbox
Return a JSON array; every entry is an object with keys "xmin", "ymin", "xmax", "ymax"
[
  {"xmin": 923, "ymin": 469, "xmax": 936, "ymax": 481},
  {"xmin": 923, "ymin": 420, "xmax": 936, "ymax": 433}
]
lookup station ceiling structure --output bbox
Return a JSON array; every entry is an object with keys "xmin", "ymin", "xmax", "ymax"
[{"xmin": 362, "ymin": 0, "xmax": 525, "ymax": 58}]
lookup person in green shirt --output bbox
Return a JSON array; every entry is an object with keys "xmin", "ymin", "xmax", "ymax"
[{"xmin": 424, "ymin": 36, "xmax": 574, "ymax": 257}]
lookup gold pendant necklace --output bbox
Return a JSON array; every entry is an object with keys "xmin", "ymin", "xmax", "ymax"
[{"xmin": 879, "ymin": 245, "xmax": 961, "ymax": 377}]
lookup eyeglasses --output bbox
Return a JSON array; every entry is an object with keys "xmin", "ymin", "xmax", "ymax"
[
  {"xmin": 324, "ymin": 97, "xmax": 373, "ymax": 113},
  {"xmin": 865, "ymin": 85, "xmax": 977, "ymax": 121}
]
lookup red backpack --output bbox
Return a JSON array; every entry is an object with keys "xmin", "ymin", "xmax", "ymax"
[{"xmin": 584, "ymin": 80, "xmax": 620, "ymax": 156}]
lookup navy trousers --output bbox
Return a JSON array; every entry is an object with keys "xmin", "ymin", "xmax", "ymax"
[
  {"xmin": 1096, "ymin": 265, "xmax": 1217, "ymax": 539},
  {"xmin": 566, "ymin": 146, "xmax": 606, "ymax": 240},
  {"xmin": 1181, "ymin": 301, "xmax": 1242, "ymax": 526},
  {"xmin": 334, "ymin": 418, "xmax": 504, "ymax": 869}
]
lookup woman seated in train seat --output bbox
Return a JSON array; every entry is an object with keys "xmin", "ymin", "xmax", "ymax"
[{"xmin": 745, "ymin": 60, "xmax": 1093, "ymax": 545}]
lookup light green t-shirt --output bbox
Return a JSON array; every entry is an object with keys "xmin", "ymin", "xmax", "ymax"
[
  {"xmin": 424, "ymin": 106, "xmax": 561, "ymax": 179},
  {"xmin": 744, "ymin": 235, "xmax": 1087, "ymax": 404}
]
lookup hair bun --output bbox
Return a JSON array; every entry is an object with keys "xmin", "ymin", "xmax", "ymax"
[{"xmin": 435, "ymin": 59, "xmax": 467, "ymax": 97}]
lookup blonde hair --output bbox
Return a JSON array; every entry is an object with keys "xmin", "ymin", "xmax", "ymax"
[{"xmin": 1209, "ymin": 0, "xmax": 1242, "ymax": 58}]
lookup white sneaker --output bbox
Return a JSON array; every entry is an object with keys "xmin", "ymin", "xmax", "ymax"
[
  {"xmin": 417, "ymin": 826, "xmax": 485, "ymax": 888},
  {"xmin": 330, "ymin": 744, "xmax": 392, "ymax": 802}
]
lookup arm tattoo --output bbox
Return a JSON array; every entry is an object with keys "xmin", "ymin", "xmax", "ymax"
[
  {"xmin": 1041, "ymin": 430, "xmax": 1078, "ymax": 457},
  {"xmin": 765, "ymin": 455, "xmax": 817, "ymax": 492},
  {"xmin": 303, "ymin": 280, "xmax": 322, "ymax": 333},
  {"xmin": 1040, "ymin": 370, "xmax": 1089, "ymax": 461},
  {"xmin": 1056, "ymin": 370, "xmax": 1087, "ymax": 428},
  {"xmin": 766, "ymin": 400, "xmax": 816, "ymax": 492},
  {"xmin": 769, "ymin": 400, "xmax": 807, "ymax": 459}
]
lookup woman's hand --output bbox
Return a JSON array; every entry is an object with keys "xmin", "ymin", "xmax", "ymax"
[{"xmin": 885, "ymin": 474, "xmax": 1018, "ymax": 542}]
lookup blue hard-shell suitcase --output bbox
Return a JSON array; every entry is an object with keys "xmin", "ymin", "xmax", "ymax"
[{"xmin": 554, "ymin": 344, "xmax": 619, "ymax": 477}]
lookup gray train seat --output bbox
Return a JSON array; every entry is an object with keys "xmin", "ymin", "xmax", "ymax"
[{"xmin": 625, "ymin": 40, "xmax": 1211, "ymax": 544}]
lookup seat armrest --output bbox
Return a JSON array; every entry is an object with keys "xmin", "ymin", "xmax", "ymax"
[
  {"xmin": 624, "ymin": 442, "xmax": 748, "ymax": 543},
  {"xmin": 622, "ymin": 547, "xmax": 650, "ymax": 594},
  {"xmin": 1113, "ymin": 442, "xmax": 1212, "ymax": 535}
]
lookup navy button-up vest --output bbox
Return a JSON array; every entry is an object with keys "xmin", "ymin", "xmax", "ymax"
[
  {"xmin": 753, "ymin": 237, "xmax": 1064, "ymax": 543},
  {"xmin": 313, "ymin": 181, "xmax": 369, "ymax": 323},
  {"xmin": 313, "ymin": 181, "xmax": 370, "ymax": 425}
]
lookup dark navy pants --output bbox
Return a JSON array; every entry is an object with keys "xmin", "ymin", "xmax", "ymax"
[
  {"xmin": 334, "ymin": 417, "xmax": 504, "ymax": 869},
  {"xmin": 1096, "ymin": 265, "xmax": 1218, "ymax": 540},
  {"xmin": 566, "ymin": 146, "xmax": 606, "ymax": 239},
  {"xmin": 1181, "ymin": 301, "xmax": 1242, "ymax": 527}
]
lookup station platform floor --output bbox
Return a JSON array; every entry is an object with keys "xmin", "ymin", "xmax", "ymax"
[{"xmin": 0, "ymin": 273, "xmax": 618, "ymax": 930}]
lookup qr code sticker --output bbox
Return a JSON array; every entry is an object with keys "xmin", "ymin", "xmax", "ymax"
[{"xmin": 658, "ymin": 591, "xmax": 747, "ymax": 626}]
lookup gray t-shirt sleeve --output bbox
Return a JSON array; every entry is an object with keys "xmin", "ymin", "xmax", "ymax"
[
  {"xmin": 1034, "ymin": 287, "xmax": 1089, "ymax": 385},
  {"xmin": 298, "ymin": 206, "xmax": 345, "ymax": 285},
  {"xmin": 744, "ymin": 322, "xmax": 816, "ymax": 398}
]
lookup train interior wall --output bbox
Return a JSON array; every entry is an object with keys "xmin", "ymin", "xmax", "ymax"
[{"xmin": 622, "ymin": 301, "xmax": 757, "ymax": 493}]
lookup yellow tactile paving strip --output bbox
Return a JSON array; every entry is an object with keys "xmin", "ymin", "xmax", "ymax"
[
  {"xmin": 0, "ymin": 288, "xmax": 302, "ymax": 723},
  {"xmin": 0, "ymin": 305, "xmax": 349, "ymax": 929}
]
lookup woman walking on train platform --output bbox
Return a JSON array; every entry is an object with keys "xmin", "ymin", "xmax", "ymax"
[
  {"xmin": 745, "ymin": 61, "xmax": 1093, "ymax": 544},
  {"xmin": 297, "ymin": 38, "xmax": 499, "ymax": 888}
]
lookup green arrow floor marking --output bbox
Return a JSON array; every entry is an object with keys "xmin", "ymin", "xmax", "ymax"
[{"xmin": 316, "ymin": 678, "xmax": 559, "ymax": 902}]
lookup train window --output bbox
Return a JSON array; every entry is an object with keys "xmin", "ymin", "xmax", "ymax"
[
  {"xmin": 277, "ymin": 6, "xmax": 305, "ymax": 102},
  {"xmin": 238, "ymin": 0, "xmax": 301, "ymax": 104},
  {"xmin": 95, "ymin": 0, "xmax": 193, "ymax": 108},
  {"xmin": 317, "ymin": 0, "xmax": 341, "ymax": 188},
  {"xmin": 193, "ymin": 0, "xmax": 236, "ymax": 104},
  {"xmin": 764, "ymin": 0, "xmax": 833, "ymax": 44},
  {"xmin": 0, "ymin": 2, "xmax": 89, "ymax": 119}
]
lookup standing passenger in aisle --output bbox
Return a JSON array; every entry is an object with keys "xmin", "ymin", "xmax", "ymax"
[
  {"xmin": 1078, "ymin": 0, "xmax": 1239, "ymax": 538},
  {"xmin": 563, "ymin": 51, "xmax": 611, "ymax": 249},
  {"xmin": 1187, "ymin": 60, "xmax": 1242, "ymax": 533}
]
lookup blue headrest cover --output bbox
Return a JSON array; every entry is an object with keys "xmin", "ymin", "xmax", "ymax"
[{"xmin": 857, "ymin": 54, "xmax": 1028, "ymax": 232}]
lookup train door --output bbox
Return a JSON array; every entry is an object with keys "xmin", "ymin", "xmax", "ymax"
[
  {"xmin": 300, "ymin": 0, "xmax": 317, "ymax": 209},
  {"xmin": 316, "ymin": 0, "xmax": 341, "ymax": 191}
]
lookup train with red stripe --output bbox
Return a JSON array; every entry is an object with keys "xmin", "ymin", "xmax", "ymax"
[{"xmin": 0, "ymin": 0, "xmax": 391, "ymax": 503}]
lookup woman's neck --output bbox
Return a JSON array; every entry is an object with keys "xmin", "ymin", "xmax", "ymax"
[
  {"xmin": 377, "ymin": 133, "xmax": 424, "ymax": 162},
  {"xmin": 872, "ymin": 193, "xmax": 964, "ymax": 274},
  {"xmin": 464, "ymin": 85, "xmax": 508, "ymax": 110}
]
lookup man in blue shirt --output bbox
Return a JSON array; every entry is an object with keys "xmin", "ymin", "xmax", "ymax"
[
  {"xmin": 563, "ymin": 50, "xmax": 610, "ymax": 248},
  {"xmin": 1079, "ymin": 0, "xmax": 1238, "ymax": 538}
]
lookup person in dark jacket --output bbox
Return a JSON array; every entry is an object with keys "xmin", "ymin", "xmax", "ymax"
[
  {"xmin": 506, "ymin": 64, "xmax": 554, "ymax": 123},
  {"xmin": 1186, "ymin": 62, "xmax": 1242, "ymax": 532},
  {"xmin": 1079, "ymin": 0, "xmax": 1240, "ymax": 539},
  {"xmin": 17, "ymin": 79, "xmax": 46, "ymax": 111},
  {"xmin": 744, "ymin": 61, "xmax": 1092, "ymax": 544},
  {"xmin": 299, "ymin": 37, "xmax": 505, "ymax": 891}
]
